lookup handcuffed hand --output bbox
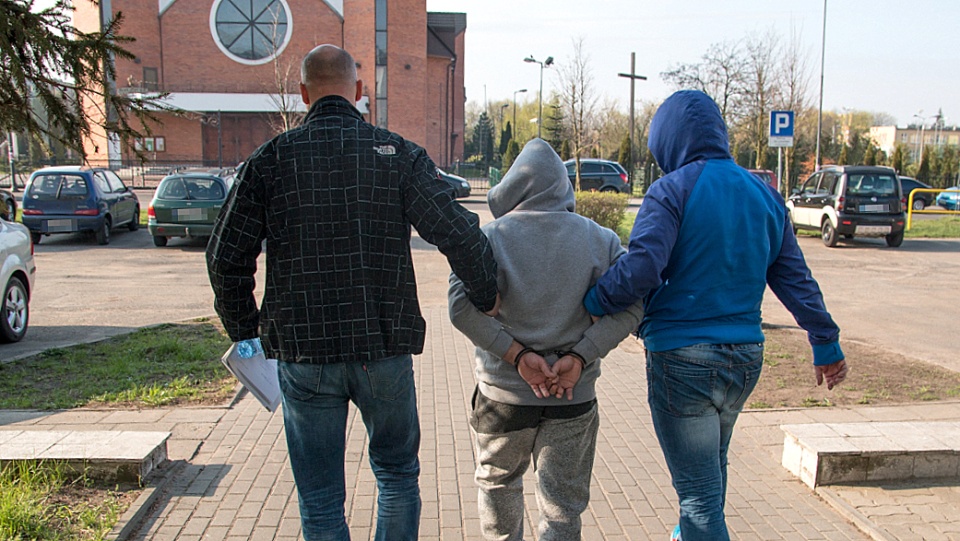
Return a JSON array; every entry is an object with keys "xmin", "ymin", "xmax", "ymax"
[
  {"xmin": 815, "ymin": 359, "xmax": 848, "ymax": 390},
  {"xmin": 547, "ymin": 355, "xmax": 584, "ymax": 401},
  {"xmin": 517, "ymin": 352, "xmax": 557, "ymax": 399}
]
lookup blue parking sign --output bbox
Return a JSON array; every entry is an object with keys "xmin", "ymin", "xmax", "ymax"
[{"xmin": 769, "ymin": 111, "xmax": 794, "ymax": 147}]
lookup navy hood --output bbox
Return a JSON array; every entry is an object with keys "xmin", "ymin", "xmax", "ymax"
[{"xmin": 648, "ymin": 90, "xmax": 732, "ymax": 174}]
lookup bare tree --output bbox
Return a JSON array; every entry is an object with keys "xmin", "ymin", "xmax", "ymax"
[
  {"xmin": 264, "ymin": 53, "xmax": 305, "ymax": 135},
  {"xmin": 557, "ymin": 37, "xmax": 598, "ymax": 190},
  {"xmin": 737, "ymin": 31, "xmax": 781, "ymax": 169},
  {"xmin": 776, "ymin": 27, "xmax": 813, "ymax": 194},
  {"xmin": 262, "ymin": 11, "xmax": 303, "ymax": 135},
  {"xmin": 661, "ymin": 41, "xmax": 746, "ymax": 124}
]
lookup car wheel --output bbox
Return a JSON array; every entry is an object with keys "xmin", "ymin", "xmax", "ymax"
[
  {"xmin": 885, "ymin": 229, "xmax": 904, "ymax": 248},
  {"xmin": 153, "ymin": 235, "xmax": 168, "ymax": 247},
  {"xmin": 96, "ymin": 217, "xmax": 111, "ymax": 245},
  {"xmin": 128, "ymin": 205, "xmax": 141, "ymax": 231},
  {"xmin": 600, "ymin": 186, "xmax": 618, "ymax": 193},
  {"xmin": 0, "ymin": 276, "xmax": 29, "ymax": 343},
  {"xmin": 912, "ymin": 198, "xmax": 925, "ymax": 211},
  {"xmin": 30, "ymin": 232, "xmax": 41, "ymax": 245},
  {"xmin": 1, "ymin": 196, "xmax": 14, "ymax": 221},
  {"xmin": 821, "ymin": 220, "xmax": 838, "ymax": 247}
]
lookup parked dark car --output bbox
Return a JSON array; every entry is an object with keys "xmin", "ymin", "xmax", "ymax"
[
  {"xmin": 148, "ymin": 173, "xmax": 231, "ymax": 246},
  {"xmin": 564, "ymin": 159, "xmax": 631, "ymax": 193},
  {"xmin": 787, "ymin": 165, "xmax": 905, "ymax": 248},
  {"xmin": 437, "ymin": 168, "xmax": 471, "ymax": 198},
  {"xmin": 0, "ymin": 188, "xmax": 15, "ymax": 221},
  {"xmin": 748, "ymin": 169, "xmax": 779, "ymax": 192},
  {"xmin": 898, "ymin": 176, "xmax": 934, "ymax": 211},
  {"xmin": 21, "ymin": 166, "xmax": 140, "ymax": 245}
]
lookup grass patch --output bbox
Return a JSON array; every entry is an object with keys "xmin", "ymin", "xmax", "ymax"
[
  {"xmin": 796, "ymin": 216, "xmax": 960, "ymax": 239},
  {"xmin": 617, "ymin": 212, "xmax": 635, "ymax": 245},
  {"xmin": 0, "ymin": 318, "xmax": 235, "ymax": 410},
  {"xmin": 0, "ymin": 461, "xmax": 137, "ymax": 541},
  {"xmin": 905, "ymin": 216, "xmax": 960, "ymax": 237},
  {"xmin": 749, "ymin": 327, "xmax": 960, "ymax": 409}
]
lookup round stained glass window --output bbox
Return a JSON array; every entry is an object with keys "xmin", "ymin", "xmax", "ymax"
[{"xmin": 210, "ymin": 0, "xmax": 293, "ymax": 65}]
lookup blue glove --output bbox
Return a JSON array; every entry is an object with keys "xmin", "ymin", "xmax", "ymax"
[{"xmin": 236, "ymin": 338, "xmax": 264, "ymax": 359}]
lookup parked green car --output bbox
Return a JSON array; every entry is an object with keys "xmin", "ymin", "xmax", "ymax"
[{"xmin": 147, "ymin": 173, "xmax": 231, "ymax": 247}]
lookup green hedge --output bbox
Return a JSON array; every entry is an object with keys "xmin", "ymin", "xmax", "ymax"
[{"xmin": 575, "ymin": 191, "xmax": 629, "ymax": 237}]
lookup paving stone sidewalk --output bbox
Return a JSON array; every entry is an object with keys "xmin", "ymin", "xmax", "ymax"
[{"xmin": 11, "ymin": 304, "xmax": 959, "ymax": 540}]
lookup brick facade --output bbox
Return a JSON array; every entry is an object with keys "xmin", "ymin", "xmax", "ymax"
[{"xmin": 75, "ymin": 0, "xmax": 465, "ymax": 168}]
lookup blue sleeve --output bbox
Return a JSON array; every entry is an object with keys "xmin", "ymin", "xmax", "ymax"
[
  {"xmin": 586, "ymin": 167, "xmax": 696, "ymax": 316},
  {"xmin": 766, "ymin": 215, "xmax": 844, "ymax": 366}
]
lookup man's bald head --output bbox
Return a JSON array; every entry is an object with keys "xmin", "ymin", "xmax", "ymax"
[{"xmin": 299, "ymin": 45, "xmax": 362, "ymax": 105}]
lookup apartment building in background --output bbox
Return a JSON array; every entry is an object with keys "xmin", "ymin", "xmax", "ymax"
[{"xmin": 73, "ymin": 0, "xmax": 466, "ymax": 168}]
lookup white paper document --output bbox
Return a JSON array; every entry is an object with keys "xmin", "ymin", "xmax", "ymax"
[{"xmin": 221, "ymin": 339, "xmax": 282, "ymax": 412}]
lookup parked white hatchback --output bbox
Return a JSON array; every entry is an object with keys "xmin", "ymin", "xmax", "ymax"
[{"xmin": 0, "ymin": 215, "xmax": 36, "ymax": 343}]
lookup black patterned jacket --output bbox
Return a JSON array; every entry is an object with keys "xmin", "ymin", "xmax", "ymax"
[{"xmin": 206, "ymin": 96, "xmax": 498, "ymax": 364}]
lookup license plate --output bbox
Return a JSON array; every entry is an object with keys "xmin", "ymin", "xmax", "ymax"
[
  {"xmin": 45, "ymin": 219, "xmax": 75, "ymax": 232},
  {"xmin": 859, "ymin": 204, "xmax": 887, "ymax": 212},
  {"xmin": 856, "ymin": 225, "xmax": 891, "ymax": 235},
  {"xmin": 175, "ymin": 208, "xmax": 204, "ymax": 221}
]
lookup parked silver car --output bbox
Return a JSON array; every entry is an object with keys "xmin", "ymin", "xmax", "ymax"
[{"xmin": 0, "ymin": 217, "xmax": 36, "ymax": 342}]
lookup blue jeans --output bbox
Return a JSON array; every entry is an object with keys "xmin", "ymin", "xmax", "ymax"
[
  {"xmin": 278, "ymin": 355, "xmax": 421, "ymax": 541},
  {"xmin": 646, "ymin": 343, "xmax": 763, "ymax": 541}
]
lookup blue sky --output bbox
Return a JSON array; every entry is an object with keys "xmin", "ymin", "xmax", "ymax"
[{"xmin": 426, "ymin": 0, "xmax": 959, "ymax": 127}]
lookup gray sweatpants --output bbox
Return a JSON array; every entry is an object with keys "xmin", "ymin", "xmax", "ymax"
[{"xmin": 472, "ymin": 398, "xmax": 600, "ymax": 541}]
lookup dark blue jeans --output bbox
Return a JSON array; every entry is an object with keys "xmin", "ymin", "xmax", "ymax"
[
  {"xmin": 278, "ymin": 355, "xmax": 421, "ymax": 541},
  {"xmin": 646, "ymin": 343, "xmax": 763, "ymax": 541}
]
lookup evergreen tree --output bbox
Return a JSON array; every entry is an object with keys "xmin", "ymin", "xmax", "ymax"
[
  {"xmin": 617, "ymin": 135, "xmax": 631, "ymax": 172},
  {"xmin": 544, "ymin": 101, "xmax": 566, "ymax": 154},
  {"xmin": 837, "ymin": 144, "xmax": 848, "ymax": 165},
  {"xmin": 472, "ymin": 112, "xmax": 495, "ymax": 166},
  {"xmin": 499, "ymin": 122, "xmax": 512, "ymax": 157},
  {"xmin": 936, "ymin": 146, "xmax": 958, "ymax": 189},
  {"xmin": 560, "ymin": 140, "xmax": 572, "ymax": 161},
  {"xmin": 916, "ymin": 146, "xmax": 930, "ymax": 182},
  {"xmin": 1, "ymin": 0, "xmax": 170, "ymax": 159},
  {"xmin": 863, "ymin": 144, "xmax": 877, "ymax": 166},
  {"xmin": 890, "ymin": 143, "xmax": 907, "ymax": 174},
  {"xmin": 502, "ymin": 140, "xmax": 521, "ymax": 172}
]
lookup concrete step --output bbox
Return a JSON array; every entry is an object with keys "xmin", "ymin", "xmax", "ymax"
[
  {"xmin": 780, "ymin": 421, "xmax": 960, "ymax": 488},
  {"xmin": 0, "ymin": 430, "xmax": 170, "ymax": 483}
]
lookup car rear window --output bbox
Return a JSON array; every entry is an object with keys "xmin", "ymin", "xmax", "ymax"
[
  {"xmin": 158, "ymin": 177, "xmax": 224, "ymax": 200},
  {"xmin": 27, "ymin": 174, "xmax": 89, "ymax": 200},
  {"xmin": 846, "ymin": 174, "xmax": 898, "ymax": 197}
]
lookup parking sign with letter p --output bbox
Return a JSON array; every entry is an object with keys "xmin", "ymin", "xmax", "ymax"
[{"xmin": 769, "ymin": 110, "xmax": 794, "ymax": 147}]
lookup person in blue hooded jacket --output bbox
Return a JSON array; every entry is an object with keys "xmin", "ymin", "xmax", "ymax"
[{"xmin": 583, "ymin": 90, "xmax": 849, "ymax": 541}]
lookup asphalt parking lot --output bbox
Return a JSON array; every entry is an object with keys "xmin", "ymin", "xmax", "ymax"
[{"xmin": 2, "ymin": 195, "xmax": 959, "ymax": 374}]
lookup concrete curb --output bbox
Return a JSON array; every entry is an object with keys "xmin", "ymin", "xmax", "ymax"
[
  {"xmin": 107, "ymin": 459, "xmax": 187, "ymax": 541},
  {"xmin": 816, "ymin": 486, "xmax": 897, "ymax": 541}
]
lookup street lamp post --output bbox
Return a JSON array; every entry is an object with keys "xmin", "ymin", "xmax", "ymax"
[
  {"xmin": 524, "ymin": 55, "xmax": 553, "ymax": 138},
  {"xmin": 815, "ymin": 0, "xmax": 827, "ymax": 170},
  {"xmin": 512, "ymin": 88, "xmax": 527, "ymax": 137},
  {"xmin": 913, "ymin": 112, "xmax": 929, "ymax": 165},
  {"xmin": 499, "ymin": 103, "xmax": 509, "ymax": 150}
]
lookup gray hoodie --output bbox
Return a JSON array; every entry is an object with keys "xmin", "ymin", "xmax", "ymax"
[{"xmin": 448, "ymin": 139, "xmax": 644, "ymax": 407}]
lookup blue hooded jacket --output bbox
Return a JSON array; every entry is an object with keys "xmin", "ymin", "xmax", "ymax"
[{"xmin": 584, "ymin": 90, "xmax": 843, "ymax": 366}]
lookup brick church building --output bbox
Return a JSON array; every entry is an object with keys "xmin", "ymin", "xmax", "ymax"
[{"xmin": 74, "ymin": 0, "xmax": 466, "ymax": 169}]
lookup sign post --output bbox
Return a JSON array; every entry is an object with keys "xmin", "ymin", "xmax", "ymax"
[{"xmin": 769, "ymin": 111, "xmax": 795, "ymax": 196}]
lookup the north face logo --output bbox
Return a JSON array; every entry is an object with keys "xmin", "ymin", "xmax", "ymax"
[{"xmin": 374, "ymin": 145, "xmax": 397, "ymax": 156}]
